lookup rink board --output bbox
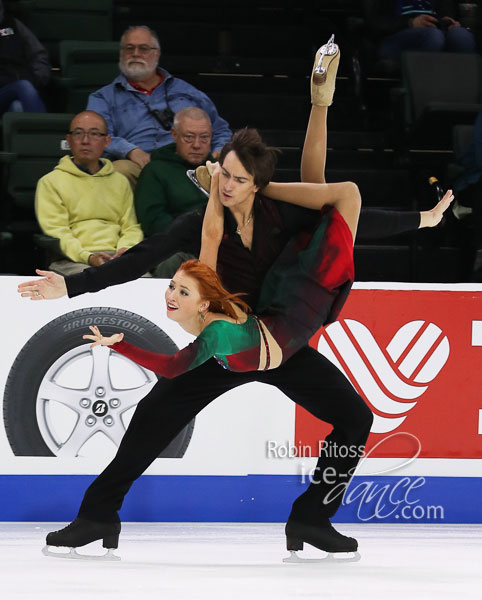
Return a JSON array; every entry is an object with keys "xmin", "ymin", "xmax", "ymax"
[{"xmin": 1, "ymin": 277, "xmax": 482, "ymax": 523}]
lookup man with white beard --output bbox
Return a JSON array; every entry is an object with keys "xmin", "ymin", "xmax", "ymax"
[{"xmin": 87, "ymin": 26, "xmax": 231, "ymax": 187}]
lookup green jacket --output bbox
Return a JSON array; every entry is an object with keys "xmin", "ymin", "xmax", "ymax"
[{"xmin": 134, "ymin": 143, "xmax": 212, "ymax": 236}]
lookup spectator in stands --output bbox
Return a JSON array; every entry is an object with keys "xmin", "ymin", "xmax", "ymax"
[
  {"xmin": 87, "ymin": 25, "xmax": 231, "ymax": 188},
  {"xmin": 135, "ymin": 107, "xmax": 213, "ymax": 236},
  {"xmin": 134, "ymin": 106, "xmax": 215, "ymax": 277},
  {"xmin": 366, "ymin": 0, "xmax": 476, "ymax": 65},
  {"xmin": 35, "ymin": 110, "xmax": 143, "ymax": 276},
  {"xmin": 0, "ymin": 0, "xmax": 50, "ymax": 116}
]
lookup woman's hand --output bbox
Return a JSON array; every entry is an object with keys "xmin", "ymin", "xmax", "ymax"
[
  {"xmin": 82, "ymin": 325, "xmax": 124, "ymax": 348},
  {"xmin": 206, "ymin": 161, "xmax": 222, "ymax": 202}
]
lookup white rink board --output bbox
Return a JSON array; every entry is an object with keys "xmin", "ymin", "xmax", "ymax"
[{"xmin": 1, "ymin": 276, "xmax": 481, "ymax": 479}]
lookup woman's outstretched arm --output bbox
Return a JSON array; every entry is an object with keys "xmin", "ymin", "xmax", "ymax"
[
  {"xmin": 199, "ymin": 164, "xmax": 224, "ymax": 271},
  {"xmin": 83, "ymin": 325, "xmax": 215, "ymax": 379}
]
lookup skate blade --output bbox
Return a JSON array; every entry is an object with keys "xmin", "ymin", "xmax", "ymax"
[
  {"xmin": 42, "ymin": 545, "xmax": 121, "ymax": 561},
  {"xmin": 186, "ymin": 169, "xmax": 209, "ymax": 197},
  {"xmin": 315, "ymin": 34, "xmax": 339, "ymax": 76},
  {"xmin": 283, "ymin": 550, "xmax": 361, "ymax": 564}
]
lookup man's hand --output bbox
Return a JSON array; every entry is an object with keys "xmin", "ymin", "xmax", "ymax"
[
  {"xmin": 211, "ymin": 150, "xmax": 221, "ymax": 160},
  {"xmin": 83, "ymin": 325, "xmax": 124, "ymax": 348},
  {"xmin": 127, "ymin": 148, "xmax": 151, "ymax": 169},
  {"xmin": 88, "ymin": 252, "xmax": 112, "ymax": 267},
  {"xmin": 17, "ymin": 269, "xmax": 67, "ymax": 300},
  {"xmin": 419, "ymin": 189, "xmax": 454, "ymax": 228},
  {"xmin": 441, "ymin": 16, "xmax": 461, "ymax": 28},
  {"xmin": 412, "ymin": 14, "xmax": 438, "ymax": 27},
  {"xmin": 112, "ymin": 247, "xmax": 127, "ymax": 260}
]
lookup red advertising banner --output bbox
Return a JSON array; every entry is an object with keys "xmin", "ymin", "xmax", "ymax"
[{"xmin": 296, "ymin": 289, "xmax": 482, "ymax": 458}]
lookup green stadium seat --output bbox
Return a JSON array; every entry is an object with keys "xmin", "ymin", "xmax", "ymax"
[
  {"xmin": 394, "ymin": 52, "xmax": 482, "ymax": 150},
  {"xmin": 56, "ymin": 40, "xmax": 119, "ymax": 112},
  {"xmin": 14, "ymin": 0, "xmax": 113, "ymax": 65},
  {"xmin": 0, "ymin": 112, "xmax": 73, "ymax": 236}
]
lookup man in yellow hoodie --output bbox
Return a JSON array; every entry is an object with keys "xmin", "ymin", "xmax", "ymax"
[{"xmin": 35, "ymin": 110, "xmax": 144, "ymax": 275}]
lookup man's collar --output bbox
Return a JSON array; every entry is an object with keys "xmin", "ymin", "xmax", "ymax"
[
  {"xmin": 71, "ymin": 157, "xmax": 105, "ymax": 175},
  {"xmin": 115, "ymin": 67, "xmax": 172, "ymax": 90},
  {"xmin": 224, "ymin": 194, "xmax": 261, "ymax": 234}
]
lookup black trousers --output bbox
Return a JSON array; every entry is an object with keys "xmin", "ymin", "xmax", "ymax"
[{"xmin": 78, "ymin": 346, "xmax": 373, "ymax": 525}]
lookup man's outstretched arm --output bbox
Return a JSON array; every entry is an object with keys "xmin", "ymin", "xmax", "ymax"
[
  {"xmin": 357, "ymin": 190, "xmax": 454, "ymax": 240},
  {"xmin": 17, "ymin": 210, "xmax": 204, "ymax": 300}
]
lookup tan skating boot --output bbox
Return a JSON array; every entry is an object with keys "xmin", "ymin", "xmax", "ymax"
[
  {"xmin": 195, "ymin": 165, "xmax": 212, "ymax": 194},
  {"xmin": 186, "ymin": 161, "xmax": 217, "ymax": 196},
  {"xmin": 311, "ymin": 34, "xmax": 340, "ymax": 107}
]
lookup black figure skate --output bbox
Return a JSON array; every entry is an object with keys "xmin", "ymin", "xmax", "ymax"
[
  {"xmin": 42, "ymin": 518, "xmax": 121, "ymax": 561},
  {"xmin": 283, "ymin": 519, "xmax": 360, "ymax": 563}
]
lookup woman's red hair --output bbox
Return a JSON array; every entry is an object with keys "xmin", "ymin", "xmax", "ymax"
[{"xmin": 177, "ymin": 259, "xmax": 250, "ymax": 320}]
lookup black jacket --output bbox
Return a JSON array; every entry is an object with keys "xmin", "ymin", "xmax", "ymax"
[{"xmin": 0, "ymin": 12, "xmax": 50, "ymax": 87}]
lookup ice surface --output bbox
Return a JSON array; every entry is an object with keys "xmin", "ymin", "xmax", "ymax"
[{"xmin": 1, "ymin": 522, "xmax": 481, "ymax": 599}]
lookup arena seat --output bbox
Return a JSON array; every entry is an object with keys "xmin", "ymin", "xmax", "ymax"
[
  {"xmin": 452, "ymin": 125, "xmax": 474, "ymax": 162},
  {"xmin": 0, "ymin": 231, "xmax": 12, "ymax": 246},
  {"xmin": 394, "ymin": 52, "xmax": 482, "ymax": 150},
  {"xmin": 56, "ymin": 41, "xmax": 119, "ymax": 112},
  {"xmin": 161, "ymin": 55, "xmax": 308, "ymax": 95},
  {"xmin": 0, "ymin": 112, "xmax": 73, "ymax": 236},
  {"xmin": 15, "ymin": 0, "xmax": 114, "ymax": 66},
  {"xmin": 208, "ymin": 92, "xmax": 309, "ymax": 130}
]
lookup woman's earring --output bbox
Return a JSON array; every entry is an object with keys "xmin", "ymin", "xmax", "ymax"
[{"xmin": 199, "ymin": 311, "xmax": 205, "ymax": 322}]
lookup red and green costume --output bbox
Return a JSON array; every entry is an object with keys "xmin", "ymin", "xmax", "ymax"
[{"xmin": 111, "ymin": 207, "xmax": 354, "ymax": 376}]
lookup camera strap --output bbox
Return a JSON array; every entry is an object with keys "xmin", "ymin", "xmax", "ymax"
[{"xmin": 133, "ymin": 76, "xmax": 174, "ymax": 129}]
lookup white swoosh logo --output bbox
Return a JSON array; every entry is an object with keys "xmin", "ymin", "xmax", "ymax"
[{"xmin": 318, "ymin": 319, "xmax": 450, "ymax": 433}]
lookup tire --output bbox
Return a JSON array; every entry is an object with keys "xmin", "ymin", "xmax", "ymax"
[{"xmin": 3, "ymin": 307, "xmax": 194, "ymax": 458}]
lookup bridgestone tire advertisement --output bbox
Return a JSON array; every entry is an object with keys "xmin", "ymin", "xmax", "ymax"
[{"xmin": 3, "ymin": 307, "xmax": 194, "ymax": 458}]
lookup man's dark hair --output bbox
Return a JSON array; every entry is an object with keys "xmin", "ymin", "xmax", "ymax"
[{"xmin": 220, "ymin": 128, "xmax": 279, "ymax": 189}]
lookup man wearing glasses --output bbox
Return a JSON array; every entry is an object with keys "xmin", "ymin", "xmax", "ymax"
[
  {"xmin": 87, "ymin": 25, "xmax": 232, "ymax": 188},
  {"xmin": 133, "ymin": 106, "xmax": 216, "ymax": 277},
  {"xmin": 35, "ymin": 110, "xmax": 143, "ymax": 275}
]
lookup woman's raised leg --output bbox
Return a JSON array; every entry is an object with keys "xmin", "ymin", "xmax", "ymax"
[
  {"xmin": 301, "ymin": 36, "xmax": 340, "ymax": 184},
  {"xmin": 300, "ymin": 106, "xmax": 328, "ymax": 184}
]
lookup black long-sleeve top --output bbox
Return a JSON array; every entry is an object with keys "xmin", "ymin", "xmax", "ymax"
[{"xmin": 65, "ymin": 197, "xmax": 420, "ymax": 307}]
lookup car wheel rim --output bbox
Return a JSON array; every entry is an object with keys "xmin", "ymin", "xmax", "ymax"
[{"xmin": 36, "ymin": 344, "xmax": 156, "ymax": 457}]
